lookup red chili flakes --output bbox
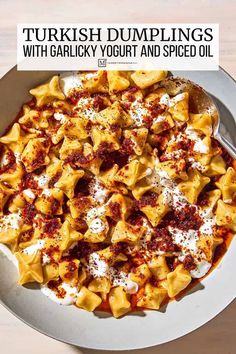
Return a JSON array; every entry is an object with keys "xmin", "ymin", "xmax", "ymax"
[
  {"xmin": 68, "ymin": 241, "xmax": 104, "ymax": 260},
  {"xmin": 48, "ymin": 278, "xmax": 66, "ymax": 298},
  {"xmin": 149, "ymin": 131, "xmax": 169, "ymax": 151},
  {"xmin": 43, "ymin": 218, "xmax": 61, "ymax": 237},
  {"xmin": 93, "ymin": 95, "xmax": 107, "ymax": 111},
  {"xmin": 96, "ymin": 142, "xmax": 114, "ymax": 160},
  {"xmin": 148, "ymin": 101, "xmax": 166, "ymax": 119},
  {"xmin": 163, "ymin": 205, "xmax": 203, "ymax": 231},
  {"xmin": 44, "ymin": 244, "xmax": 60, "ymax": 260},
  {"xmin": 148, "ymin": 228, "xmax": 177, "ymax": 252},
  {"xmin": 0, "ymin": 149, "xmax": 16, "ymax": 174},
  {"xmin": 99, "ymin": 148, "xmax": 131, "ymax": 172},
  {"xmin": 21, "ymin": 202, "xmax": 37, "ymax": 224},
  {"xmin": 108, "ymin": 202, "xmax": 121, "ymax": 221},
  {"xmin": 120, "ymin": 138, "xmax": 134, "ymax": 155},
  {"xmin": 138, "ymin": 192, "xmax": 157, "ymax": 209},
  {"xmin": 48, "ymin": 278, "xmax": 62, "ymax": 290},
  {"xmin": 48, "ymin": 171, "xmax": 62, "ymax": 188},
  {"xmin": 31, "ymin": 150, "xmax": 47, "ymax": 171},
  {"xmin": 20, "ymin": 173, "xmax": 38, "ymax": 190},
  {"xmin": 127, "ymin": 212, "xmax": 144, "ymax": 227},
  {"xmin": 65, "ymin": 151, "xmax": 93, "ymax": 168},
  {"xmin": 74, "ymin": 195, "xmax": 92, "ymax": 211},
  {"xmin": 197, "ymin": 192, "xmax": 210, "ymax": 207},
  {"xmin": 64, "ymin": 261, "xmax": 77, "ymax": 279},
  {"xmin": 67, "ymin": 90, "xmax": 89, "ymax": 105},
  {"xmin": 176, "ymin": 138, "xmax": 194, "ymax": 151},
  {"xmin": 51, "ymin": 198, "xmax": 61, "ymax": 214},
  {"xmin": 110, "ymin": 124, "xmax": 121, "ymax": 132},
  {"xmin": 182, "ymin": 255, "xmax": 196, "ymax": 271},
  {"xmin": 110, "ymin": 242, "xmax": 127, "ymax": 255}
]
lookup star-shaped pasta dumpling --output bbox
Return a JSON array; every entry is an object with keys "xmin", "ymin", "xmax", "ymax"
[
  {"xmin": 59, "ymin": 259, "xmax": 80, "ymax": 286},
  {"xmin": 114, "ymin": 160, "xmax": 150, "ymax": 188},
  {"xmin": 108, "ymin": 286, "xmax": 131, "ymax": 318},
  {"xmin": 167, "ymin": 264, "xmax": 191, "ymax": 298},
  {"xmin": 140, "ymin": 192, "xmax": 170, "ymax": 227},
  {"xmin": 84, "ymin": 215, "xmax": 109, "ymax": 243},
  {"xmin": 199, "ymin": 189, "xmax": 221, "ymax": 213},
  {"xmin": 19, "ymin": 105, "xmax": 51, "ymax": 130},
  {"xmin": 98, "ymin": 164, "xmax": 122, "ymax": 190},
  {"xmin": 45, "ymin": 155, "xmax": 62, "ymax": 179},
  {"xmin": 0, "ymin": 123, "xmax": 21, "ymax": 144},
  {"xmin": 55, "ymin": 164, "xmax": 84, "ymax": 198},
  {"xmin": 107, "ymin": 71, "xmax": 130, "ymax": 93},
  {"xmin": 137, "ymin": 283, "xmax": 167, "ymax": 310},
  {"xmin": 106, "ymin": 193, "xmax": 132, "ymax": 220},
  {"xmin": 59, "ymin": 137, "xmax": 82, "ymax": 161},
  {"xmin": 216, "ymin": 200, "xmax": 236, "ymax": 231},
  {"xmin": 94, "ymin": 101, "xmax": 132, "ymax": 128},
  {"xmin": 131, "ymin": 70, "xmax": 167, "ymax": 89},
  {"xmin": 59, "ymin": 219, "xmax": 83, "ymax": 252},
  {"xmin": 96, "ymin": 245, "xmax": 127, "ymax": 266},
  {"xmin": 15, "ymin": 251, "xmax": 43, "ymax": 285},
  {"xmin": 151, "ymin": 112, "xmax": 175, "ymax": 134},
  {"xmin": 215, "ymin": 167, "xmax": 236, "ymax": 203},
  {"xmin": 88, "ymin": 277, "xmax": 111, "ymax": 297},
  {"xmin": 21, "ymin": 138, "xmax": 50, "ymax": 172},
  {"xmin": 178, "ymin": 169, "xmax": 210, "ymax": 204},
  {"xmin": 91, "ymin": 126, "xmax": 120, "ymax": 152},
  {"xmin": 205, "ymin": 155, "xmax": 226, "ymax": 177},
  {"xmin": 0, "ymin": 164, "xmax": 24, "ymax": 190},
  {"xmin": 168, "ymin": 92, "xmax": 189, "ymax": 122},
  {"xmin": 124, "ymin": 128, "xmax": 148, "ymax": 156},
  {"xmin": 0, "ymin": 229, "xmax": 19, "ymax": 252},
  {"xmin": 131, "ymin": 179, "xmax": 153, "ymax": 200},
  {"xmin": 111, "ymin": 220, "xmax": 144, "ymax": 243},
  {"xmin": 52, "ymin": 117, "xmax": 88, "ymax": 144},
  {"xmin": 148, "ymin": 255, "xmax": 170, "ymax": 281},
  {"xmin": 130, "ymin": 264, "xmax": 151, "ymax": 286},
  {"xmin": 197, "ymin": 235, "xmax": 223, "ymax": 261},
  {"xmin": 156, "ymin": 159, "xmax": 188, "ymax": 181},
  {"xmin": 188, "ymin": 112, "xmax": 213, "ymax": 136},
  {"xmin": 35, "ymin": 188, "xmax": 64, "ymax": 215},
  {"xmin": 82, "ymin": 71, "xmax": 108, "ymax": 93},
  {"xmin": 29, "ymin": 75, "xmax": 65, "ymax": 106}
]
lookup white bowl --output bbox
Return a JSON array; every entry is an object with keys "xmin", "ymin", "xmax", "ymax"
[{"xmin": 0, "ymin": 67, "xmax": 235, "ymax": 350}]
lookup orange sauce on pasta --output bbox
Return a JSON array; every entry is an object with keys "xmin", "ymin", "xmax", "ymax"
[{"xmin": 95, "ymin": 228, "xmax": 235, "ymax": 314}]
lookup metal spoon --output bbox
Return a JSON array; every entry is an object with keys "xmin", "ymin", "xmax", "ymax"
[{"xmin": 157, "ymin": 76, "xmax": 236, "ymax": 160}]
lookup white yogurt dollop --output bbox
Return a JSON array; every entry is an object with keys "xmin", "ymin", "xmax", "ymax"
[
  {"xmin": 23, "ymin": 189, "xmax": 36, "ymax": 200},
  {"xmin": 0, "ymin": 212, "xmax": 22, "ymax": 231},
  {"xmin": 41, "ymin": 282, "xmax": 79, "ymax": 305},
  {"xmin": 60, "ymin": 72, "xmax": 82, "ymax": 96},
  {"xmin": 190, "ymin": 260, "xmax": 212, "ymax": 278},
  {"xmin": 23, "ymin": 240, "xmax": 45, "ymax": 256},
  {"xmin": 89, "ymin": 218, "xmax": 105, "ymax": 234}
]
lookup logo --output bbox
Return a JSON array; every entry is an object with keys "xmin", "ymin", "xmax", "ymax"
[{"xmin": 98, "ymin": 59, "xmax": 107, "ymax": 67}]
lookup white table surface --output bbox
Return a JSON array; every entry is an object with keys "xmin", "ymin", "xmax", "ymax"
[{"xmin": 0, "ymin": 0, "xmax": 235, "ymax": 353}]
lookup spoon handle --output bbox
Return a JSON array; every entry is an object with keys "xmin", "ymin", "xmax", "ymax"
[{"xmin": 216, "ymin": 135, "xmax": 236, "ymax": 160}]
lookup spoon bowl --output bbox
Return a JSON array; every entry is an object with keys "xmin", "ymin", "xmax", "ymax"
[{"xmin": 157, "ymin": 76, "xmax": 236, "ymax": 160}]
